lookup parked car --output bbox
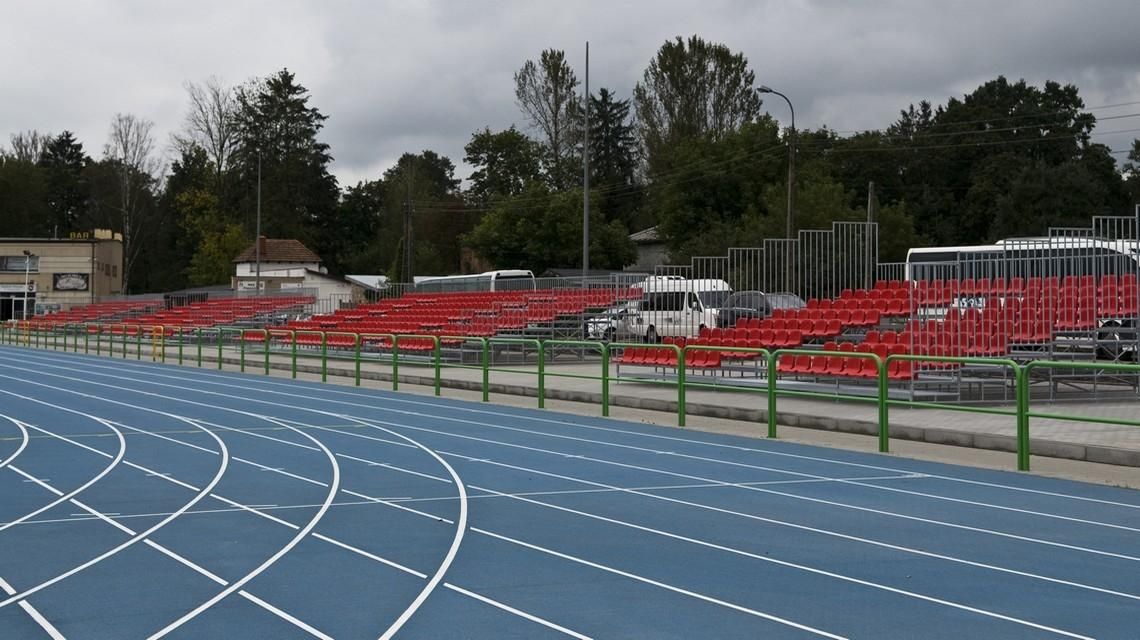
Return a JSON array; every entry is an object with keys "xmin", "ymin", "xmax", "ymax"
[
  {"xmin": 716, "ymin": 291, "xmax": 806, "ymax": 328},
  {"xmin": 584, "ymin": 300, "xmax": 640, "ymax": 342}
]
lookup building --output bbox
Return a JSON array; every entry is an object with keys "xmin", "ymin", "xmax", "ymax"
[
  {"xmin": 627, "ymin": 226, "xmax": 667, "ymax": 272},
  {"xmin": 0, "ymin": 231, "xmax": 124, "ymax": 320},
  {"xmin": 232, "ymin": 237, "xmax": 352, "ymax": 306}
]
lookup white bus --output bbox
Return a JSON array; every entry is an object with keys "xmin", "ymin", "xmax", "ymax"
[
  {"xmin": 414, "ymin": 269, "xmax": 537, "ymax": 293},
  {"xmin": 905, "ymin": 238, "xmax": 1140, "ymax": 282},
  {"xmin": 630, "ymin": 276, "xmax": 732, "ymax": 342}
]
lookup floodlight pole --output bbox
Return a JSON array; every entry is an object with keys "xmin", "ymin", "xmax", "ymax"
[
  {"xmin": 758, "ymin": 85, "xmax": 795, "ymax": 238},
  {"xmin": 255, "ymin": 147, "xmax": 262, "ymax": 296},
  {"xmin": 22, "ymin": 250, "xmax": 33, "ymax": 320},
  {"xmin": 582, "ymin": 41, "xmax": 590, "ymax": 285}
]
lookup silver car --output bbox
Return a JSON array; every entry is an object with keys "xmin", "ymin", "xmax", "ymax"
[{"xmin": 585, "ymin": 301, "xmax": 640, "ymax": 341}]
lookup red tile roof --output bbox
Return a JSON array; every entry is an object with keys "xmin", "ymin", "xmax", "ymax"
[{"xmin": 233, "ymin": 238, "xmax": 321, "ymax": 264}]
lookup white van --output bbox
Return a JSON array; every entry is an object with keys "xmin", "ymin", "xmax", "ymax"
[{"xmin": 630, "ymin": 277, "xmax": 732, "ymax": 342}]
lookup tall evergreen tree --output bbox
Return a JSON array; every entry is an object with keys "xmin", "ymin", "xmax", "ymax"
[
  {"xmin": 586, "ymin": 88, "xmax": 642, "ymax": 229},
  {"xmin": 232, "ymin": 68, "xmax": 339, "ymax": 255},
  {"xmin": 38, "ymin": 131, "xmax": 90, "ymax": 235}
]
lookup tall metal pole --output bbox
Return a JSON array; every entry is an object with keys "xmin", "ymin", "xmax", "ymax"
[
  {"xmin": 582, "ymin": 41, "xmax": 590, "ymax": 285},
  {"xmin": 255, "ymin": 148, "xmax": 262, "ymax": 296},
  {"xmin": 22, "ymin": 250, "xmax": 32, "ymax": 321},
  {"xmin": 758, "ymin": 86, "xmax": 795, "ymax": 238}
]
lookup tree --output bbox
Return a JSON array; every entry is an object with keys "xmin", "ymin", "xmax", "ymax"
[
  {"xmin": 1124, "ymin": 139, "xmax": 1140, "ymax": 210},
  {"xmin": 633, "ymin": 35, "xmax": 762, "ymax": 174},
  {"xmin": 6, "ymin": 130, "xmax": 52, "ymax": 164},
  {"xmin": 463, "ymin": 126, "xmax": 543, "ymax": 203},
  {"xmin": 38, "ymin": 131, "xmax": 90, "ymax": 235},
  {"xmin": 382, "ymin": 151, "xmax": 469, "ymax": 280},
  {"xmin": 649, "ymin": 119, "xmax": 783, "ymax": 261},
  {"xmin": 100, "ymin": 113, "xmax": 163, "ymax": 293},
  {"xmin": 464, "ymin": 184, "xmax": 636, "ymax": 273},
  {"xmin": 0, "ymin": 156, "xmax": 51, "ymax": 236},
  {"xmin": 172, "ymin": 77, "xmax": 240, "ymax": 191},
  {"xmin": 587, "ymin": 88, "xmax": 642, "ymax": 229},
  {"xmin": 514, "ymin": 49, "xmax": 581, "ymax": 188},
  {"xmin": 232, "ymin": 68, "xmax": 339, "ymax": 260}
]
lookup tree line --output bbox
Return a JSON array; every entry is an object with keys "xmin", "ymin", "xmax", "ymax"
[{"xmin": 2, "ymin": 35, "xmax": 1139, "ymax": 294}]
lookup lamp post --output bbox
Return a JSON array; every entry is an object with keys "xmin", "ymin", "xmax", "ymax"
[
  {"xmin": 758, "ymin": 85, "xmax": 795, "ymax": 238},
  {"xmin": 22, "ymin": 249, "xmax": 33, "ymax": 321},
  {"xmin": 254, "ymin": 147, "xmax": 262, "ymax": 296}
]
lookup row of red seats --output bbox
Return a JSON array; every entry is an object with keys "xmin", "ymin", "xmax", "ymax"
[{"xmin": 752, "ymin": 308, "xmax": 883, "ymax": 329}]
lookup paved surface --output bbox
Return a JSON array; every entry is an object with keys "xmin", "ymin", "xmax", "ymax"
[{"xmin": 1, "ymin": 346, "xmax": 1139, "ymax": 638}]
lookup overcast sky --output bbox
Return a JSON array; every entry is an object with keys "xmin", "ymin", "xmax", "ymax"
[{"xmin": 3, "ymin": 0, "xmax": 1139, "ymax": 188}]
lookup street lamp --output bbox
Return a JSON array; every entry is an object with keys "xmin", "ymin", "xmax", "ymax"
[
  {"xmin": 22, "ymin": 249, "xmax": 34, "ymax": 321},
  {"xmin": 255, "ymin": 147, "xmax": 262, "ymax": 296},
  {"xmin": 758, "ymin": 85, "xmax": 796, "ymax": 238}
]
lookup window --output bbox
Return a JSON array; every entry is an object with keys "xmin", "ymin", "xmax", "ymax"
[
  {"xmin": 0, "ymin": 255, "xmax": 38, "ymax": 272},
  {"xmin": 643, "ymin": 292, "xmax": 685, "ymax": 311}
]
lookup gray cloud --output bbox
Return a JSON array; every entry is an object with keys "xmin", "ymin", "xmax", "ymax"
[{"xmin": 3, "ymin": 0, "xmax": 1138, "ymax": 190}]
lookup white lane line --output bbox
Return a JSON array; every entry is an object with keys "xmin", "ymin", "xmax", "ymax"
[
  {"xmin": 0, "ymin": 576, "xmax": 65, "ymax": 640},
  {"xmin": 443, "ymin": 583, "xmax": 593, "ymax": 640},
  {"xmin": 45, "ymin": 350, "xmax": 1139, "ymax": 512},
  {"xmin": 336, "ymin": 414, "xmax": 469, "ymax": 640},
  {"xmin": 69, "ymin": 423, "xmax": 587, "ymax": 639},
  {"xmin": 8, "ymin": 474, "xmax": 925, "ymax": 528},
  {"xmin": 158, "ymin": 416, "xmax": 1120, "ymax": 638},
  {"xmin": 0, "ymin": 406, "xmax": 126, "ymax": 534},
  {"xmin": 0, "ymin": 360, "xmax": 470, "ymax": 638},
  {"xmin": 11, "ymin": 464, "xmax": 331, "ymax": 639},
  {"xmin": 4, "ymin": 351, "xmax": 1067, "ymax": 634},
  {"xmin": 18, "ymin": 353, "xmax": 1140, "ymax": 532},
  {"xmin": 0, "ymin": 420, "xmax": 229, "ymax": 610},
  {"xmin": 474, "ymin": 527, "xmax": 848, "ymax": 639},
  {"xmin": 345, "ymin": 413, "xmax": 1140, "ymax": 564},
  {"xmin": 0, "ymin": 415, "xmax": 30, "ymax": 471},
  {"xmin": 146, "ymin": 413, "xmax": 342, "ymax": 640},
  {"xmin": 334, "ymin": 419, "xmax": 1140, "ymax": 605},
  {"xmin": 6, "ymin": 355, "xmax": 1130, "ymax": 616}
]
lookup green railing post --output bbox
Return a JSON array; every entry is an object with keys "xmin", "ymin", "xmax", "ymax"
[
  {"xmin": 767, "ymin": 351, "xmax": 779, "ymax": 438},
  {"xmin": 196, "ymin": 328, "xmax": 203, "ymax": 367},
  {"xmin": 291, "ymin": 331, "xmax": 298, "ymax": 379},
  {"xmin": 481, "ymin": 338, "xmax": 490, "ymax": 402},
  {"xmin": 1016, "ymin": 365, "xmax": 1029, "ymax": 471},
  {"xmin": 433, "ymin": 338, "xmax": 442, "ymax": 397},
  {"xmin": 601, "ymin": 344, "xmax": 610, "ymax": 417},
  {"xmin": 321, "ymin": 332, "xmax": 328, "ymax": 382},
  {"xmin": 676, "ymin": 345, "xmax": 686, "ymax": 427},
  {"xmin": 537, "ymin": 340, "xmax": 546, "ymax": 409},
  {"xmin": 177, "ymin": 329, "xmax": 184, "ymax": 365},
  {"xmin": 239, "ymin": 330, "xmax": 247, "ymax": 372},
  {"xmin": 216, "ymin": 328, "xmax": 223, "ymax": 370},
  {"xmin": 135, "ymin": 326, "xmax": 142, "ymax": 360},
  {"xmin": 876, "ymin": 354, "xmax": 889, "ymax": 453},
  {"xmin": 263, "ymin": 329, "xmax": 271, "ymax": 375},
  {"xmin": 354, "ymin": 333, "xmax": 362, "ymax": 386},
  {"xmin": 392, "ymin": 335, "xmax": 400, "ymax": 391}
]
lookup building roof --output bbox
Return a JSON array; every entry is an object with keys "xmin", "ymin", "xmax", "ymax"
[
  {"xmin": 233, "ymin": 238, "xmax": 321, "ymax": 264},
  {"xmin": 629, "ymin": 226, "xmax": 660, "ymax": 244}
]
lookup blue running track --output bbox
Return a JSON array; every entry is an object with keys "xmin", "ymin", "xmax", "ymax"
[{"xmin": 0, "ymin": 345, "xmax": 1137, "ymax": 638}]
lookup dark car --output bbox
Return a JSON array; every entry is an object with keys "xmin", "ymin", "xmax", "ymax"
[{"xmin": 716, "ymin": 291, "xmax": 806, "ymax": 328}]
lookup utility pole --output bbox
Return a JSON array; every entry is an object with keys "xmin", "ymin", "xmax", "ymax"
[
  {"xmin": 582, "ymin": 41, "xmax": 590, "ymax": 285},
  {"xmin": 255, "ymin": 148, "xmax": 262, "ymax": 296},
  {"xmin": 866, "ymin": 180, "xmax": 876, "ymax": 289},
  {"xmin": 404, "ymin": 159, "xmax": 415, "ymax": 282},
  {"xmin": 757, "ymin": 86, "xmax": 795, "ymax": 238}
]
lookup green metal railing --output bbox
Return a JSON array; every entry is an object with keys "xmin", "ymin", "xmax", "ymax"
[{"xmin": 8, "ymin": 321, "xmax": 1140, "ymax": 472}]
